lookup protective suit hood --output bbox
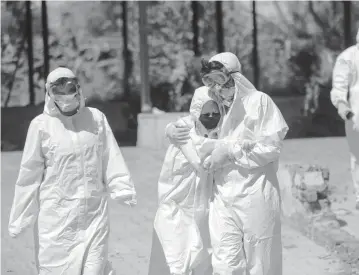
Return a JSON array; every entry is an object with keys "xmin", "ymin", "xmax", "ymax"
[
  {"xmin": 46, "ymin": 67, "xmax": 76, "ymax": 84},
  {"xmin": 190, "ymin": 86, "xmax": 217, "ymax": 119},
  {"xmin": 189, "ymin": 86, "xmax": 223, "ymax": 132},
  {"xmin": 209, "ymin": 52, "xmax": 257, "ymax": 101},
  {"xmin": 209, "ymin": 52, "xmax": 242, "ymax": 73},
  {"xmin": 44, "ymin": 67, "xmax": 85, "ymax": 117}
]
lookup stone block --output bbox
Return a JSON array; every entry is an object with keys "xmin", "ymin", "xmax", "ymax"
[{"xmin": 278, "ymin": 164, "xmax": 338, "ymax": 227}]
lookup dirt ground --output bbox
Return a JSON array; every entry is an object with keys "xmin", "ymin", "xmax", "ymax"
[{"xmin": 1, "ymin": 137, "xmax": 358, "ymax": 274}]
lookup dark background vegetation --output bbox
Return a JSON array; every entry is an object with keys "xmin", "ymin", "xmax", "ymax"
[{"xmin": 1, "ymin": 1, "xmax": 359, "ymax": 150}]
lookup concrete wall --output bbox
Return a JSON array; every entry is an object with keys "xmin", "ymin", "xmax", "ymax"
[{"xmin": 137, "ymin": 112, "xmax": 189, "ymax": 150}]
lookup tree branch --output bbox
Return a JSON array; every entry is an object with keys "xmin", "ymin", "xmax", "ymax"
[
  {"xmin": 272, "ymin": 2, "xmax": 296, "ymax": 33},
  {"xmin": 308, "ymin": 1, "xmax": 326, "ymax": 31},
  {"xmin": 4, "ymin": 38, "xmax": 26, "ymax": 107},
  {"xmin": 4, "ymin": 12, "xmax": 27, "ymax": 107},
  {"xmin": 239, "ymin": 3, "xmax": 289, "ymax": 37}
]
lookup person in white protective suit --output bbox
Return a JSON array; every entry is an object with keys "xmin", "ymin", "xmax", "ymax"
[
  {"xmin": 166, "ymin": 52, "xmax": 289, "ymax": 275},
  {"xmin": 330, "ymin": 28, "xmax": 359, "ymax": 210},
  {"xmin": 8, "ymin": 67, "xmax": 137, "ymax": 275},
  {"xmin": 154, "ymin": 87, "xmax": 224, "ymax": 275}
]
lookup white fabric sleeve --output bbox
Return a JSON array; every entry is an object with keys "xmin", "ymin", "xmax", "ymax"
[
  {"xmin": 101, "ymin": 113, "xmax": 137, "ymax": 205},
  {"xmin": 8, "ymin": 118, "xmax": 45, "ymax": 237},
  {"xmin": 164, "ymin": 123, "xmax": 172, "ymax": 139},
  {"xmin": 177, "ymin": 118, "xmax": 201, "ymax": 169},
  {"xmin": 330, "ymin": 54, "xmax": 351, "ymax": 108},
  {"xmin": 229, "ymin": 95, "xmax": 289, "ymax": 169},
  {"xmin": 165, "ymin": 115, "xmax": 192, "ymax": 142}
]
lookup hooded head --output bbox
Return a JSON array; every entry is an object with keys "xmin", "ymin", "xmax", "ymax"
[
  {"xmin": 44, "ymin": 67, "xmax": 85, "ymax": 117},
  {"xmin": 201, "ymin": 52, "xmax": 257, "ymax": 108},
  {"xmin": 189, "ymin": 87, "xmax": 222, "ymax": 132}
]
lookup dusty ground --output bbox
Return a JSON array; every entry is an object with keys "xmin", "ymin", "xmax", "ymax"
[{"xmin": 1, "ymin": 137, "xmax": 358, "ymax": 274}]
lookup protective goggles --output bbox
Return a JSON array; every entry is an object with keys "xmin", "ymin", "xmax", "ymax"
[
  {"xmin": 49, "ymin": 77, "xmax": 80, "ymax": 96},
  {"xmin": 200, "ymin": 60, "xmax": 237, "ymax": 88},
  {"xmin": 202, "ymin": 71, "xmax": 234, "ymax": 88}
]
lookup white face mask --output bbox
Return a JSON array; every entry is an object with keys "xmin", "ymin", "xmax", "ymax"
[
  {"xmin": 211, "ymin": 86, "xmax": 235, "ymax": 108},
  {"xmin": 53, "ymin": 93, "xmax": 80, "ymax": 113}
]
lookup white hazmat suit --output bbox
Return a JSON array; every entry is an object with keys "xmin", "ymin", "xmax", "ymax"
[
  {"xmin": 205, "ymin": 53, "xmax": 289, "ymax": 275},
  {"xmin": 330, "ymin": 29, "xmax": 359, "ymax": 205},
  {"xmin": 8, "ymin": 68, "xmax": 137, "ymax": 275},
  {"xmin": 154, "ymin": 88, "xmax": 222, "ymax": 275}
]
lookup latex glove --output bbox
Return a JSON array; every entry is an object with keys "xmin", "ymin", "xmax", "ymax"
[
  {"xmin": 354, "ymin": 123, "xmax": 359, "ymax": 132},
  {"xmin": 124, "ymin": 199, "xmax": 137, "ymax": 207},
  {"xmin": 123, "ymin": 194, "xmax": 137, "ymax": 207},
  {"xmin": 9, "ymin": 231, "xmax": 19, "ymax": 239},
  {"xmin": 113, "ymin": 192, "xmax": 137, "ymax": 207},
  {"xmin": 351, "ymin": 117, "xmax": 359, "ymax": 132},
  {"xmin": 166, "ymin": 122, "xmax": 191, "ymax": 145},
  {"xmin": 241, "ymin": 139, "xmax": 256, "ymax": 153},
  {"xmin": 205, "ymin": 141, "xmax": 235, "ymax": 171},
  {"xmin": 203, "ymin": 155, "xmax": 212, "ymax": 171},
  {"xmin": 337, "ymin": 102, "xmax": 354, "ymax": 121}
]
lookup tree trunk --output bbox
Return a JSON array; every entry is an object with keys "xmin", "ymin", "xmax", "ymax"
[
  {"xmin": 4, "ymin": 37, "xmax": 27, "ymax": 107},
  {"xmin": 138, "ymin": 1, "xmax": 152, "ymax": 112},
  {"xmin": 26, "ymin": 0, "xmax": 35, "ymax": 105},
  {"xmin": 215, "ymin": 1, "xmax": 224, "ymax": 53},
  {"xmin": 343, "ymin": 1, "xmax": 352, "ymax": 48},
  {"xmin": 252, "ymin": 0, "xmax": 259, "ymax": 88},
  {"xmin": 42, "ymin": 0, "xmax": 49, "ymax": 90},
  {"xmin": 4, "ymin": 3, "xmax": 27, "ymax": 108},
  {"xmin": 192, "ymin": 1, "xmax": 200, "ymax": 57},
  {"xmin": 122, "ymin": 1, "xmax": 131, "ymax": 100}
]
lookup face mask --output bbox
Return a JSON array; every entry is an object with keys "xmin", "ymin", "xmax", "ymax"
[
  {"xmin": 199, "ymin": 113, "xmax": 221, "ymax": 130},
  {"xmin": 211, "ymin": 86, "xmax": 235, "ymax": 108},
  {"xmin": 53, "ymin": 93, "xmax": 80, "ymax": 114}
]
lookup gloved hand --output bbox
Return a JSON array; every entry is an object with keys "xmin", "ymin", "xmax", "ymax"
[
  {"xmin": 9, "ymin": 231, "xmax": 18, "ymax": 238},
  {"xmin": 203, "ymin": 141, "xmax": 235, "ymax": 171},
  {"xmin": 352, "ymin": 117, "xmax": 359, "ymax": 132},
  {"xmin": 203, "ymin": 155, "xmax": 212, "ymax": 171},
  {"xmin": 123, "ymin": 194, "xmax": 137, "ymax": 207},
  {"xmin": 241, "ymin": 139, "xmax": 256, "ymax": 153},
  {"xmin": 166, "ymin": 122, "xmax": 191, "ymax": 145},
  {"xmin": 337, "ymin": 102, "xmax": 354, "ymax": 121},
  {"xmin": 9, "ymin": 226, "xmax": 22, "ymax": 239}
]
